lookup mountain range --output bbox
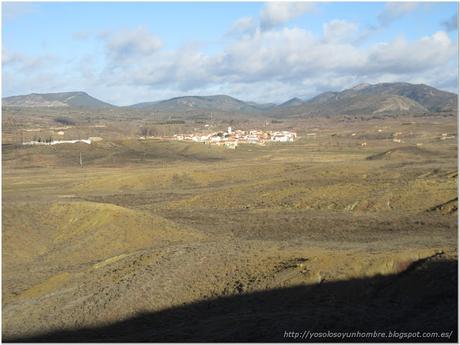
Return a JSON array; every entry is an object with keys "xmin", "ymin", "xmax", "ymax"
[{"xmin": 3, "ymin": 82, "xmax": 457, "ymax": 117}]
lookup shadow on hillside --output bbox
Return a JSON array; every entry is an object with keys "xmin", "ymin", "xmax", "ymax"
[{"xmin": 5, "ymin": 257, "xmax": 457, "ymax": 342}]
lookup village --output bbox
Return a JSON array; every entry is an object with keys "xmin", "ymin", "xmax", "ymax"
[
  {"xmin": 140, "ymin": 127, "xmax": 297, "ymax": 149},
  {"xmin": 18, "ymin": 123, "xmax": 456, "ymax": 150}
]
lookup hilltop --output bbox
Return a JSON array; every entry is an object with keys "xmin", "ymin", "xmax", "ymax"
[
  {"xmin": 2, "ymin": 91, "xmax": 115, "ymax": 109},
  {"xmin": 129, "ymin": 95, "xmax": 263, "ymax": 113},
  {"xmin": 275, "ymin": 82, "xmax": 457, "ymax": 117}
]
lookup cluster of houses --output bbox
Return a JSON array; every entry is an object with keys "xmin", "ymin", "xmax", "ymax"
[{"xmin": 164, "ymin": 127, "xmax": 297, "ymax": 149}]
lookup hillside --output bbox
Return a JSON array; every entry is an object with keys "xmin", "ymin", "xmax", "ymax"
[
  {"xmin": 355, "ymin": 82, "xmax": 457, "ymax": 112},
  {"xmin": 275, "ymin": 82, "xmax": 457, "ymax": 117},
  {"xmin": 277, "ymin": 97, "xmax": 305, "ymax": 108},
  {"xmin": 2, "ymin": 92, "xmax": 114, "ymax": 108},
  {"xmin": 129, "ymin": 95, "xmax": 263, "ymax": 113},
  {"xmin": 307, "ymin": 94, "xmax": 428, "ymax": 116}
]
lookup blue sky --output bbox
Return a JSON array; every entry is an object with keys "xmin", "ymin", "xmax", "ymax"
[{"xmin": 3, "ymin": 2, "xmax": 458, "ymax": 105}]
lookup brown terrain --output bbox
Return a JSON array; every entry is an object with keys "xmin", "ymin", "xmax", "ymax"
[{"xmin": 2, "ymin": 107, "xmax": 458, "ymax": 342}]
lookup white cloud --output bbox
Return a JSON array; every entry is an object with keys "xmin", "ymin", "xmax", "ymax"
[
  {"xmin": 108, "ymin": 27, "xmax": 455, "ymax": 103},
  {"xmin": 4, "ymin": 22, "xmax": 458, "ymax": 104},
  {"xmin": 227, "ymin": 17, "xmax": 256, "ymax": 37},
  {"xmin": 213, "ymin": 27, "xmax": 366, "ymax": 84},
  {"xmin": 101, "ymin": 27, "xmax": 163, "ymax": 62},
  {"xmin": 2, "ymin": 51, "xmax": 21, "ymax": 66},
  {"xmin": 323, "ymin": 20, "xmax": 359, "ymax": 43},
  {"xmin": 2, "ymin": 50, "xmax": 58, "ymax": 73},
  {"xmin": 260, "ymin": 2, "xmax": 315, "ymax": 30},
  {"xmin": 367, "ymin": 31, "xmax": 455, "ymax": 74}
]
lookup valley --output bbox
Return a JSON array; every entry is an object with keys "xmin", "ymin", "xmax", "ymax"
[
  {"xmin": 3, "ymin": 0, "xmax": 459, "ymax": 339},
  {"xmin": 2, "ymin": 108, "xmax": 457, "ymax": 341}
]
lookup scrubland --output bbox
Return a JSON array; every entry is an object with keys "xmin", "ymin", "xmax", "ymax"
[{"xmin": 2, "ymin": 116, "xmax": 457, "ymax": 341}]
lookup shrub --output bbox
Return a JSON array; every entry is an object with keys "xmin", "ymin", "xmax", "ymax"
[{"xmin": 54, "ymin": 117, "xmax": 76, "ymax": 126}]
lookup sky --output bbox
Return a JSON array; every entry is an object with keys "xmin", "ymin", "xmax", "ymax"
[{"xmin": 2, "ymin": 1, "xmax": 458, "ymax": 105}]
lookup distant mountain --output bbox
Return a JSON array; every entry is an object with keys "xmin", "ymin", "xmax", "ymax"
[
  {"xmin": 2, "ymin": 92, "xmax": 114, "ymax": 108},
  {"xmin": 3, "ymin": 82, "xmax": 456, "ymax": 117},
  {"xmin": 306, "ymin": 93, "xmax": 428, "ymax": 116},
  {"xmin": 275, "ymin": 82, "xmax": 457, "ymax": 117},
  {"xmin": 129, "ymin": 95, "xmax": 263, "ymax": 113},
  {"xmin": 277, "ymin": 97, "xmax": 305, "ymax": 108},
  {"xmin": 359, "ymin": 82, "xmax": 457, "ymax": 112}
]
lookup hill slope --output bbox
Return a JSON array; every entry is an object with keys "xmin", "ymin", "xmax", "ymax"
[
  {"xmin": 277, "ymin": 97, "xmax": 305, "ymax": 108},
  {"xmin": 274, "ymin": 82, "xmax": 457, "ymax": 117},
  {"xmin": 3, "ymin": 92, "xmax": 114, "ymax": 108},
  {"xmin": 356, "ymin": 83, "xmax": 457, "ymax": 112},
  {"xmin": 309, "ymin": 83, "xmax": 457, "ymax": 112},
  {"xmin": 129, "ymin": 95, "xmax": 263, "ymax": 113}
]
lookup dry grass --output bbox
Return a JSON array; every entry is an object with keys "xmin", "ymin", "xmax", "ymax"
[{"xmin": 2, "ymin": 115, "xmax": 457, "ymax": 339}]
